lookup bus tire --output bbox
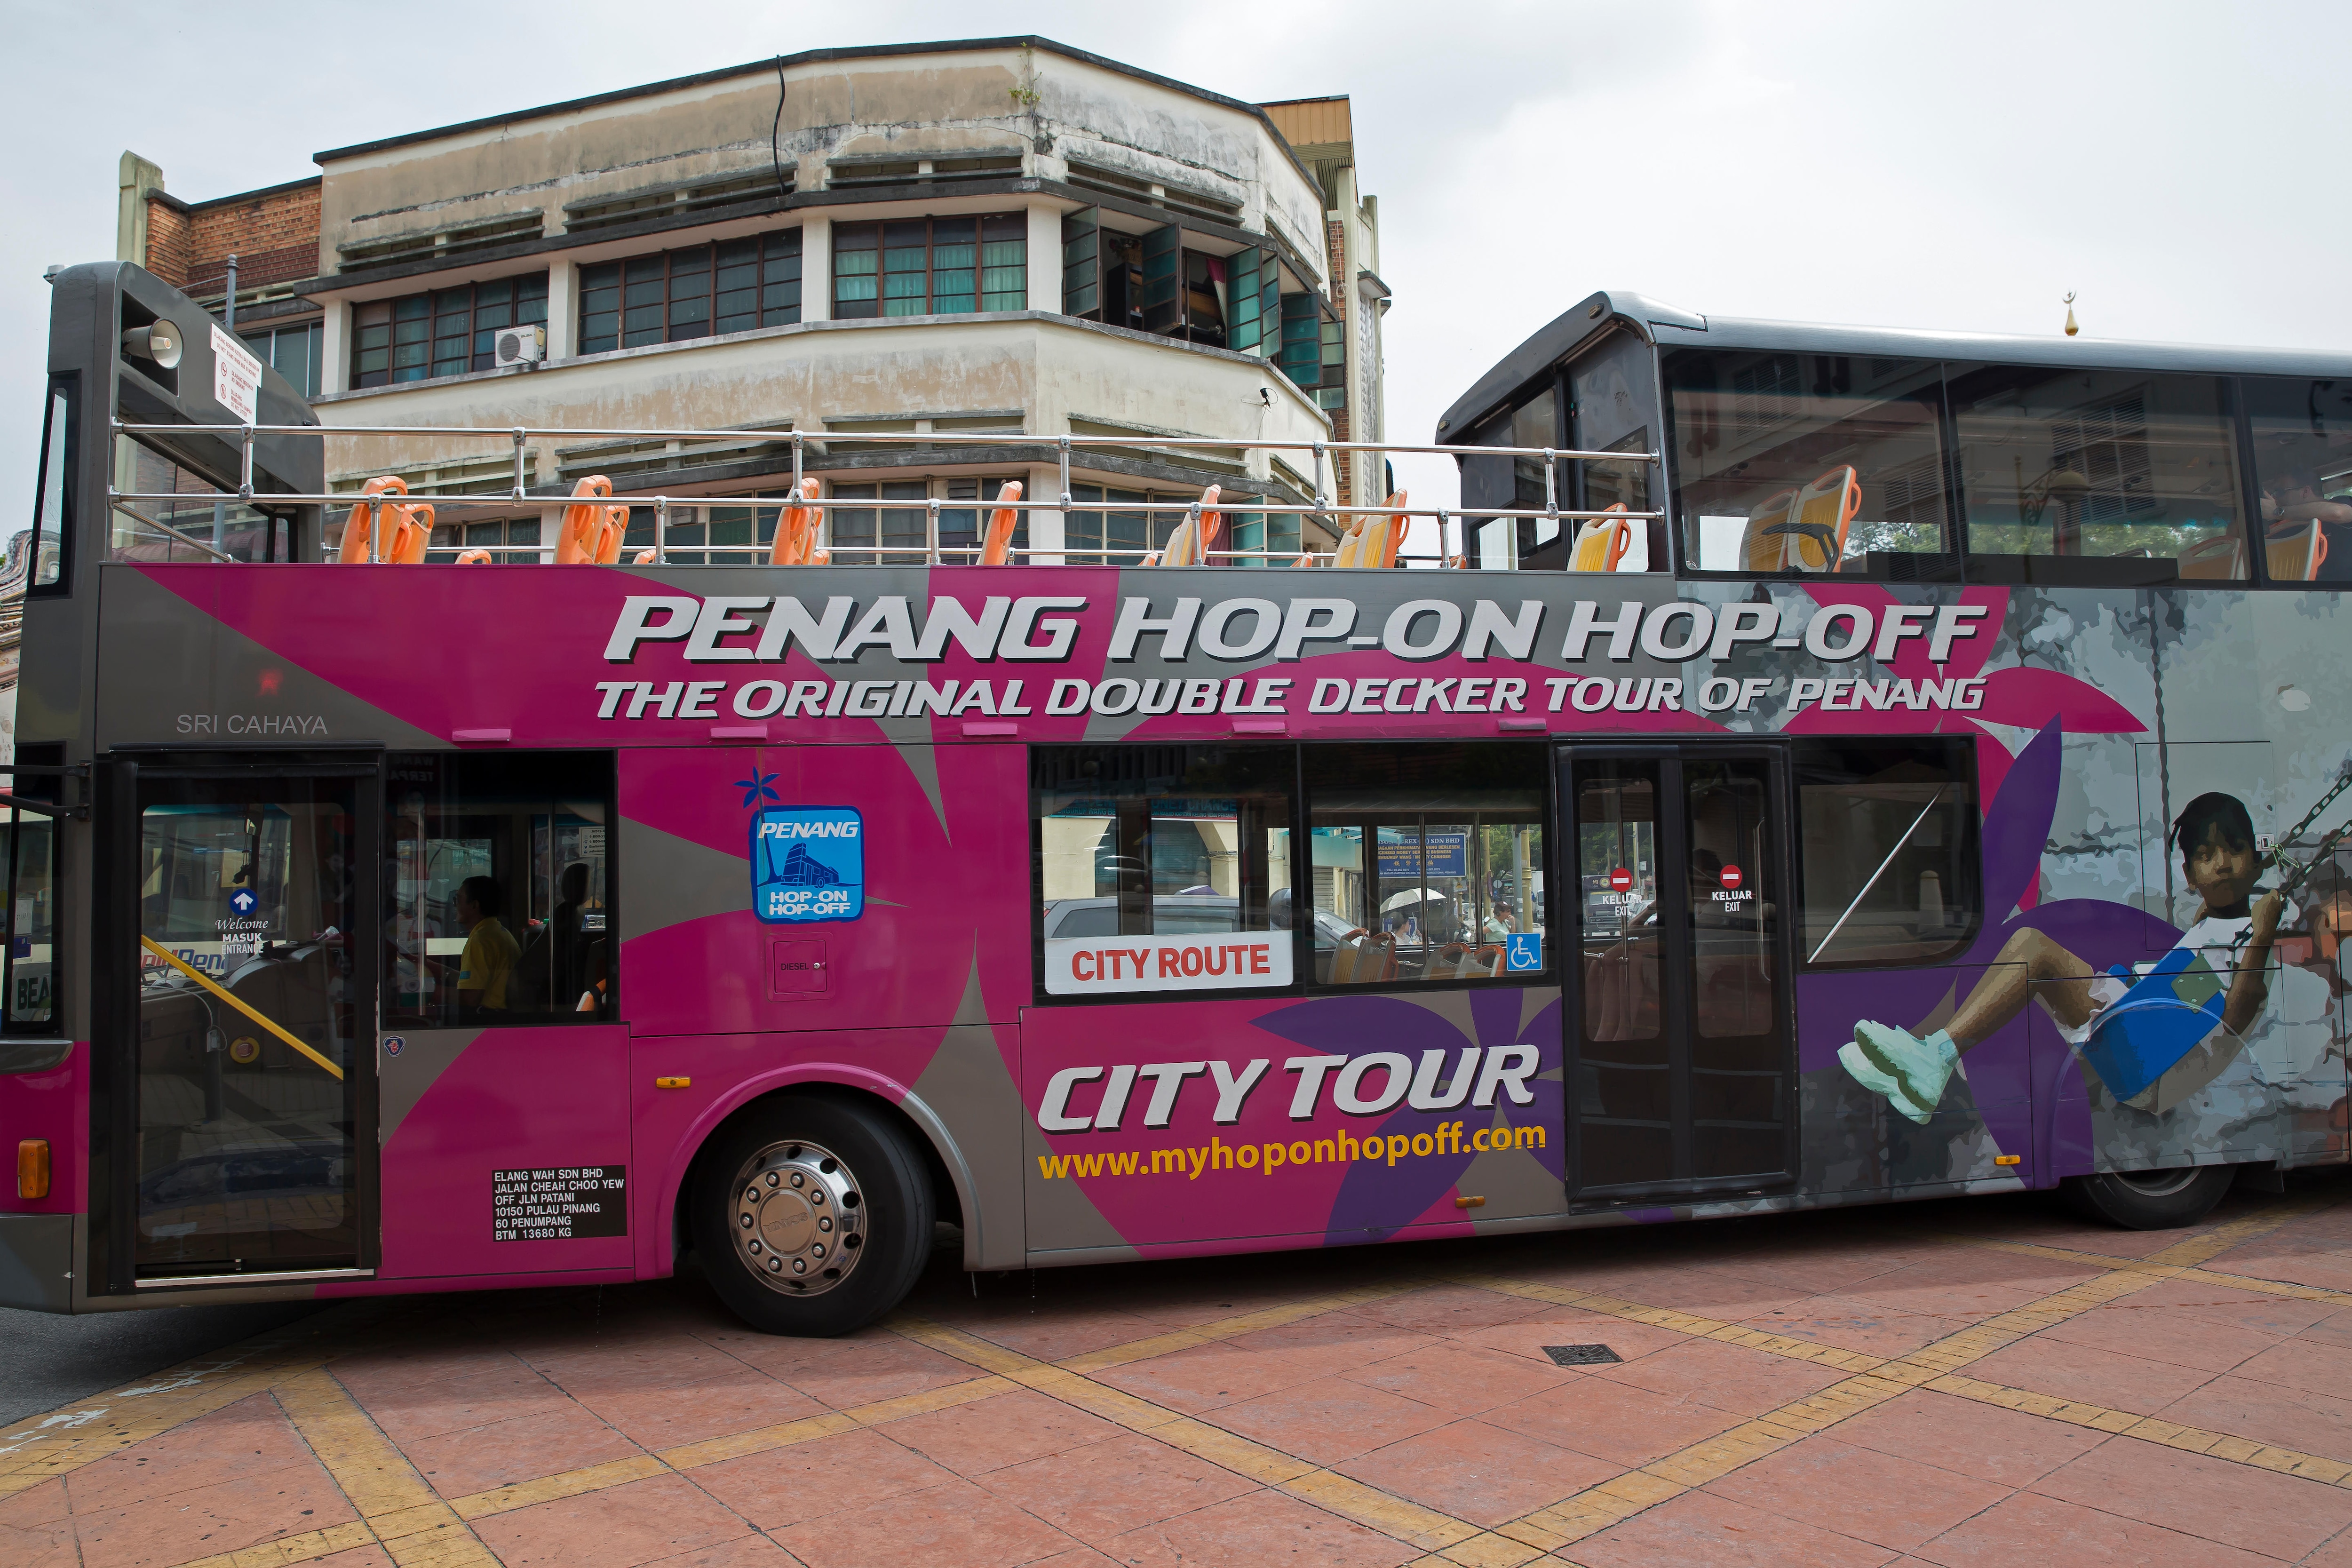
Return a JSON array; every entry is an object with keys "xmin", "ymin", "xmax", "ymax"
[
  {"xmin": 691, "ymin": 1094, "xmax": 935, "ymax": 1337},
  {"xmin": 2060, "ymin": 1165, "xmax": 2234, "ymax": 1230}
]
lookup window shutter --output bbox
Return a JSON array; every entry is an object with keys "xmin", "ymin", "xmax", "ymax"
[
  {"xmin": 1140, "ymin": 224, "xmax": 1182, "ymax": 336},
  {"xmin": 1062, "ymin": 207, "xmax": 1101, "ymax": 319},
  {"xmin": 1277, "ymin": 292, "xmax": 1320, "ymax": 389}
]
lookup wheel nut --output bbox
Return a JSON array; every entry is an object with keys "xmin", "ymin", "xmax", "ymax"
[
  {"xmin": 818, "ymin": 1216, "xmax": 832, "ymax": 1232},
  {"xmin": 765, "ymin": 1171, "xmax": 780, "ymax": 1187},
  {"xmin": 748, "ymin": 1240, "xmax": 762, "ymax": 1254},
  {"xmin": 767, "ymin": 1257, "xmax": 782, "ymax": 1272},
  {"xmin": 791, "ymin": 1172, "xmax": 805, "ymax": 1187},
  {"xmin": 811, "ymin": 1243, "xmax": 825, "ymax": 1259},
  {"xmin": 739, "ymin": 1214, "xmax": 753, "ymax": 1229},
  {"xmin": 792, "ymin": 1258, "xmax": 807, "ymax": 1274}
]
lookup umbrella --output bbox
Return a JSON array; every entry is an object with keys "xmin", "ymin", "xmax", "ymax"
[{"xmin": 1380, "ymin": 887, "xmax": 1451, "ymax": 912}]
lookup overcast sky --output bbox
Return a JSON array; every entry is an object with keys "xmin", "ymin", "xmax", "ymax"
[{"xmin": 5, "ymin": 0, "xmax": 2349, "ymax": 548}]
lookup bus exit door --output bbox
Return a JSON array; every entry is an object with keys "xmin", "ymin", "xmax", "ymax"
[
  {"xmin": 1559, "ymin": 745, "xmax": 1796, "ymax": 1205},
  {"xmin": 103, "ymin": 756, "xmax": 380, "ymax": 1290}
]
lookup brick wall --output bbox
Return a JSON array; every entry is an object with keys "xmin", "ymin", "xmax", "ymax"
[
  {"xmin": 144, "ymin": 180, "xmax": 321, "ymax": 295},
  {"xmin": 1326, "ymin": 217, "xmax": 1351, "ymax": 503}
]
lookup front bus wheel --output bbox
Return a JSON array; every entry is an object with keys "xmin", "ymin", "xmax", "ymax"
[
  {"xmin": 691, "ymin": 1095, "xmax": 936, "ymax": 1336},
  {"xmin": 2062, "ymin": 1164, "xmax": 2236, "ymax": 1230}
]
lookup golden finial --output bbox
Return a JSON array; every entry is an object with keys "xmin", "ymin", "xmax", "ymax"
[{"xmin": 2063, "ymin": 292, "xmax": 2079, "ymax": 337}]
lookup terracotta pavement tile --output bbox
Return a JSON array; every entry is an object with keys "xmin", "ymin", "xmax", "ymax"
[
  {"xmin": 636, "ymin": 1536, "xmax": 801, "ymax": 1568},
  {"xmin": 2225, "ymin": 1335, "xmax": 2352, "ymax": 1399},
  {"xmin": 1227, "ymin": 1307, "xmax": 1436, "ymax": 1376},
  {"xmin": 0, "ymin": 1478, "xmax": 70, "ymax": 1528},
  {"xmin": 2034, "ymin": 1298, "xmax": 2282, "ymax": 1375},
  {"xmin": 883, "ymin": 1387, "xmax": 1122, "ymax": 1477},
  {"xmin": 1453, "ymin": 1305, "xmax": 1691, "ymax": 1367},
  {"xmin": 1104, "ymin": 1485, "xmax": 1417, "ymax": 1568},
  {"xmin": 1730, "ymin": 1292, "xmax": 1973, "ymax": 1359},
  {"xmin": 336, "ymin": 1355, "xmax": 576, "ymax": 1445},
  {"xmin": 1618, "ymin": 1266, "xmax": 1814, "ymax": 1323},
  {"xmin": 1910, "ymin": 1489, "xmax": 2273, "ymax": 1568},
  {"xmin": 1092, "ymin": 1340, "xmax": 1321, "ymax": 1415},
  {"xmin": 977, "ymin": 1430, "xmax": 1256, "ymax": 1544},
  {"xmin": 522, "ymin": 1335, "xmax": 759, "ymax": 1392},
  {"xmin": 1702, "ymin": 1436, "xmax": 2010, "ymax": 1553},
  {"xmin": 947, "ymin": 1307, "xmax": 1168, "ymax": 1363},
  {"xmin": 402, "ymin": 1403, "xmax": 646, "ymax": 1497},
  {"xmin": 773, "ymin": 1476, "xmax": 1078, "ymax": 1568},
  {"xmin": 2302, "ymin": 1523, "xmax": 2352, "ymax": 1567},
  {"xmin": 561, "ymin": 1371, "xmax": 829, "ymax": 1450},
  {"xmin": 1960, "ymin": 1335, "xmax": 2217, "ymax": 1417},
  {"xmin": 1599, "ymin": 1335, "xmax": 1844, "ymax": 1417},
  {"xmin": 2201, "ymin": 1242, "xmax": 2352, "ymax": 1294},
  {"xmin": 1334, "ymin": 1416, "xmax": 1617, "ymax": 1527},
  {"xmin": 2029, "ymin": 1432, "xmax": 2352, "ymax": 1560},
  {"xmin": 2124, "ymin": 1274, "xmax": 2338, "ymax": 1337},
  {"xmin": 307, "ymin": 1548, "xmax": 397, "ymax": 1568},
  {"xmin": 2158, "ymin": 1374, "xmax": 2352, "ymax": 1463},
  {"xmin": 71, "ymin": 1461, "xmax": 359, "ymax": 1568},
  {"xmin": 1351, "ymin": 1283, "xmax": 1552, "ymax": 1336},
  {"xmin": 471, "ymin": 1472, "xmax": 754, "ymax": 1568},
  {"xmin": 1571, "ymin": 1486, "xmax": 1896, "ymax": 1568},
  {"xmin": 1207, "ymin": 1373, "xmax": 1451, "ymax": 1465},
  {"xmin": 2296, "ymin": 1305, "xmax": 2352, "ymax": 1352},
  {"xmin": 1484, "ymin": 1369, "xmax": 1742, "ymax": 1467},
  {"xmin": 689, "ymin": 1427, "xmax": 957, "ymax": 1531},
  {"xmin": 1017, "ymin": 1549, "xmax": 1119, "ymax": 1568},
  {"xmin": 1829, "ymin": 1389, "xmax": 2105, "ymax": 1488},
  {"xmin": 1843, "ymin": 1250, "xmax": 2096, "ymax": 1323},
  {"xmin": 1341, "ymin": 1339, "xmax": 1565, "ymax": 1417},
  {"xmin": 705, "ymin": 1325, "xmax": 989, "ymax": 1410},
  {"xmin": 63, "ymin": 1390, "xmax": 323, "ymax": 1510}
]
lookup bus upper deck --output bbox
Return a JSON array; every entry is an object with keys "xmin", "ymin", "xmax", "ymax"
[{"xmin": 0, "ymin": 263, "xmax": 2345, "ymax": 1336}]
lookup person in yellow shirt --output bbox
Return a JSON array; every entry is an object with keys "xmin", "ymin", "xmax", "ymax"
[{"xmin": 452, "ymin": 876, "xmax": 520, "ymax": 1016}]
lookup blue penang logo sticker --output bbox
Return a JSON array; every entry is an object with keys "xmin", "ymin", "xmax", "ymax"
[
  {"xmin": 753, "ymin": 809, "xmax": 864, "ymax": 923},
  {"xmin": 1505, "ymin": 932, "xmax": 1544, "ymax": 972}
]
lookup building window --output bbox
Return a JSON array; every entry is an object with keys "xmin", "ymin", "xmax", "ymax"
[
  {"xmin": 1277, "ymin": 293, "xmax": 1321, "ymax": 390},
  {"xmin": 426, "ymin": 517, "xmax": 543, "ymax": 564},
  {"xmin": 832, "ymin": 215, "xmax": 1026, "ymax": 319},
  {"xmin": 620, "ymin": 502, "xmax": 782, "ymax": 565},
  {"xmin": 354, "ymin": 274, "xmax": 548, "ymax": 388},
  {"xmin": 241, "ymin": 321, "xmax": 324, "ymax": 399},
  {"xmin": 823, "ymin": 477, "xmax": 1027, "ymax": 564},
  {"xmin": 579, "ymin": 231, "xmax": 802, "ymax": 356}
]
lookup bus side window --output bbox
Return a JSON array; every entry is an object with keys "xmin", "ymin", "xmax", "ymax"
[
  {"xmin": 1796, "ymin": 740, "xmax": 1980, "ymax": 968},
  {"xmin": 1302, "ymin": 742, "xmax": 1548, "ymax": 987},
  {"xmin": 1031, "ymin": 745, "xmax": 1294, "ymax": 998},
  {"xmin": 386, "ymin": 751, "xmax": 616, "ymax": 1028},
  {"xmin": 1948, "ymin": 365, "xmax": 2250, "ymax": 587},
  {"xmin": 0, "ymin": 745, "xmax": 62, "ymax": 1034},
  {"xmin": 2243, "ymin": 377, "xmax": 2352, "ymax": 584}
]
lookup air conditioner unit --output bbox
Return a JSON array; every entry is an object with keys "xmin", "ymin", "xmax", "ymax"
[{"xmin": 494, "ymin": 325, "xmax": 547, "ymax": 367}]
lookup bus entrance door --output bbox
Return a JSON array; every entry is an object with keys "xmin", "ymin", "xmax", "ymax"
[
  {"xmin": 110, "ymin": 759, "xmax": 380, "ymax": 1289},
  {"xmin": 1560, "ymin": 746, "xmax": 1795, "ymax": 1206}
]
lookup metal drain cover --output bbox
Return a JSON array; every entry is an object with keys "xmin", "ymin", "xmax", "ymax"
[{"xmin": 1541, "ymin": 1344, "xmax": 1621, "ymax": 1366}]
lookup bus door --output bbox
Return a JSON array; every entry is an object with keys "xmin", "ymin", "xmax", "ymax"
[
  {"xmin": 107, "ymin": 757, "xmax": 380, "ymax": 1289},
  {"xmin": 1559, "ymin": 745, "xmax": 1796, "ymax": 1205}
]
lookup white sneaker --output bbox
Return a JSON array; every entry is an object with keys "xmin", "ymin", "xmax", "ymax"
[
  {"xmin": 1852, "ymin": 1020, "xmax": 1958, "ymax": 1114},
  {"xmin": 1838, "ymin": 1042, "xmax": 1936, "ymax": 1124}
]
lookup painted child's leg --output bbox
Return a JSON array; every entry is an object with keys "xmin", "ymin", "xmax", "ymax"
[{"xmin": 1842, "ymin": 929, "xmax": 2097, "ymax": 1123}]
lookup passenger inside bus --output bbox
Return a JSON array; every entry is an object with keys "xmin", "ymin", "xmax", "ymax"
[
  {"xmin": 452, "ymin": 876, "xmax": 519, "ymax": 1015},
  {"xmin": 2245, "ymin": 377, "xmax": 2352, "ymax": 582}
]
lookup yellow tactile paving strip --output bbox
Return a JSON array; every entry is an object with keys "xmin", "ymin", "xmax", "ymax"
[{"xmin": 6, "ymin": 1190, "xmax": 2351, "ymax": 1568}]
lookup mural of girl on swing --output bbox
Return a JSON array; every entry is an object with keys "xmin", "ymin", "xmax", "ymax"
[{"xmin": 1844, "ymin": 789, "xmax": 2346, "ymax": 1123}]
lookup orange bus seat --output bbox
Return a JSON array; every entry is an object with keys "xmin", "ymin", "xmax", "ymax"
[
  {"xmin": 1153, "ymin": 485, "xmax": 1223, "ymax": 566},
  {"xmin": 454, "ymin": 548, "xmax": 493, "ymax": 565},
  {"xmin": 2268, "ymin": 517, "xmax": 2329, "ymax": 581},
  {"xmin": 1740, "ymin": 489, "xmax": 1797, "ymax": 572},
  {"xmin": 2177, "ymin": 533, "xmax": 2246, "ymax": 581},
  {"xmin": 769, "ymin": 477, "xmax": 824, "ymax": 566},
  {"xmin": 338, "ymin": 476, "xmax": 435, "ymax": 564},
  {"xmin": 978, "ymin": 480, "xmax": 1024, "ymax": 565},
  {"xmin": 556, "ymin": 476, "xmax": 628, "ymax": 565},
  {"xmin": 1787, "ymin": 466, "xmax": 1862, "ymax": 573},
  {"xmin": 1567, "ymin": 502, "xmax": 1632, "ymax": 573}
]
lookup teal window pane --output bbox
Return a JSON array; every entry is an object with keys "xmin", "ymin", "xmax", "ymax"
[
  {"xmin": 835, "ymin": 275, "xmax": 878, "ymax": 301},
  {"xmin": 981, "ymin": 265, "xmax": 1024, "ymax": 294},
  {"xmin": 834, "ymin": 251, "xmax": 877, "ymax": 276},
  {"xmin": 883, "ymin": 247, "xmax": 928, "ymax": 271},
  {"xmin": 932, "ymin": 243, "xmax": 976, "ymax": 268},
  {"xmin": 883, "ymin": 273, "xmax": 927, "ymax": 300}
]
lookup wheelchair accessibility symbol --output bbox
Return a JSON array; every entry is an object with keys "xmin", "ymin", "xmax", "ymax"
[{"xmin": 1504, "ymin": 933, "xmax": 1543, "ymax": 972}]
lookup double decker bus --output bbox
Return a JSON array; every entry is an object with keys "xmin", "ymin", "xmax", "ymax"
[{"xmin": 0, "ymin": 265, "xmax": 2346, "ymax": 1336}]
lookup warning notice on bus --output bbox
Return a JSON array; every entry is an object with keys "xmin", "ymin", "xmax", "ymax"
[{"xmin": 492, "ymin": 1166, "xmax": 627, "ymax": 1242}]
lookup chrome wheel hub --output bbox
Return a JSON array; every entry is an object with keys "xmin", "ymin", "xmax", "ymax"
[{"xmin": 730, "ymin": 1139, "xmax": 864, "ymax": 1296}]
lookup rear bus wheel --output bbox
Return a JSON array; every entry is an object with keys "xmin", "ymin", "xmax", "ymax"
[
  {"xmin": 691, "ymin": 1095, "xmax": 935, "ymax": 1336},
  {"xmin": 2061, "ymin": 1164, "xmax": 2235, "ymax": 1230}
]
